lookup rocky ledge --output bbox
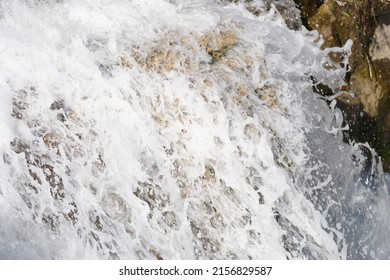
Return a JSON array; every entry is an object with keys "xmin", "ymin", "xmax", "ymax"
[{"xmin": 294, "ymin": 0, "xmax": 390, "ymax": 170}]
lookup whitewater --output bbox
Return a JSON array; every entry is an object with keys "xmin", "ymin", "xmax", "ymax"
[{"xmin": 0, "ymin": 0, "xmax": 389, "ymax": 260}]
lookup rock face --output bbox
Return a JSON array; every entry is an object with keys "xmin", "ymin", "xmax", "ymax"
[
  {"xmin": 296, "ymin": 0, "xmax": 390, "ymax": 170},
  {"xmin": 265, "ymin": 0, "xmax": 302, "ymax": 30},
  {"xmin": 370, "ymin": 15, "xmax": 390, "ymax": 169},
  {"xmin": 294, "ymin": 0, "xmax": 322, "ymax": 23},
  {"xmin": 306, "ymin": 0, "xmax": 379, "ymax": 115}
]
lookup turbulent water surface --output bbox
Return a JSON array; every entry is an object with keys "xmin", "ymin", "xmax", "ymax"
[{"xmin": 0, "ymin": 0, "xmax": 389, "ymax": 259}]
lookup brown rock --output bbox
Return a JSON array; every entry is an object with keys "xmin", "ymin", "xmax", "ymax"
[{"xmin": 198, "ymin": 31, "xmax": 237, "ymax": 61}]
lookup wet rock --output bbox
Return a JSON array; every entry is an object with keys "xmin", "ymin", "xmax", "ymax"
[
  {"xmin": 11, "ymin": 89, "xmax": 28, "ymax": 120},
  {"xmin": 198, "ymin": 31, "xmax": 238, "ymax": 61},
  {"xmin": 370, "ymin": 15, "xmax": 390, "ymax": 168},
  {"xmin": 120, "ymin": 55, "xmax": 133, "ymax": 69},
  {"xmin": 294, "ymin": 0, "xmax": 322, "ymax": 20},
  {"xmin": 134, "ymin": 179, "xmax": 170, "ymax": 211},
  {"xmin": 43, "ymin": 132, "xmax": 61, "ymax": 149},
  {"xmin": 145, "ymin": 49, "xmax": 177, "ymax": 72},
  {"xmin": 202, "ymin": 164, "xmax": 217, "ymax": 185},
  {"xmin": 304, "ymin": 1, "xmax": 381, "ymax": 116},
  {"xmin": 225, "ymin": 0, "xmax": 303, "ymax": 30},
  {"xmin": 162, "ymin": 211, "xmax": 179, "ymax": 230},
  {"xmin": 130, "ymin": 37, "xmax": 195, "ymax": 73},
  {"xmin": 244, "ymin": 123, "xmax": 261, "ymax": 142},
  {"xmin": 266, "ymin": 0, "xmax": 303, "ymax": 30},
  {"xmin": 300, "ymin": 0, "xmax": 390, "ymax": 170}
]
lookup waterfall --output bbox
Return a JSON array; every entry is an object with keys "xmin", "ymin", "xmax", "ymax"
[{"xmin": 0, "ymin": 0, "xmax": 388, "ymax": 259}]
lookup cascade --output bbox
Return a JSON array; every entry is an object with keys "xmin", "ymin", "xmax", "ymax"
[{"xmin": 0, "ymin": 0, "xmax": 388, "ymax": 259}]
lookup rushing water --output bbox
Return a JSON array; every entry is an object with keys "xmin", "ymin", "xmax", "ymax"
[{"xmin": 0, "ymin": 0, "xmax": 389, "ymax": 259}]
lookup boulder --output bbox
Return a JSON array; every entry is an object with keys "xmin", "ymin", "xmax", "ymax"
[
  {"xmin": 265, "ymin": 0, "xmax": 302, "ymax": 30},
  {"xmin": 297, "ymin": 0, "xmax": 390, "ymax": 170},
  {"xmin": 369, "ymin": 14, "xmax": 390, "ymax": 167}
]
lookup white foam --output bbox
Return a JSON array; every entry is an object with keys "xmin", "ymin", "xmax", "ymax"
[{"xmin": 0, "ymin": 0, "xmax": 388, "ymax": 260}]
